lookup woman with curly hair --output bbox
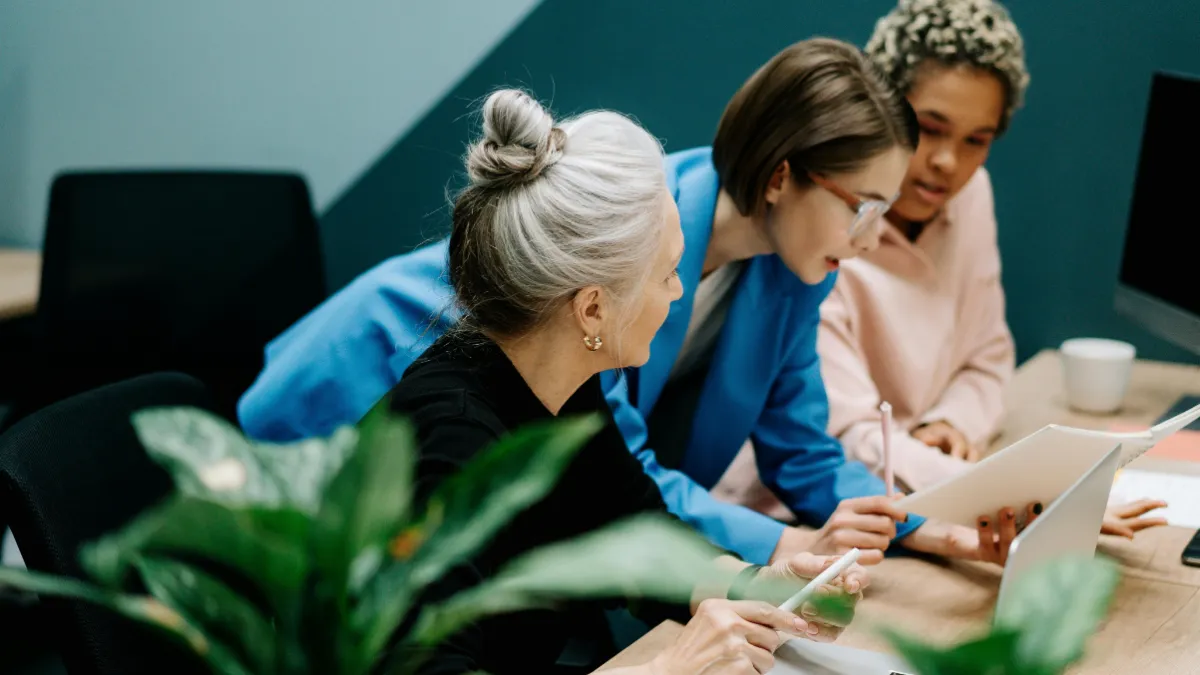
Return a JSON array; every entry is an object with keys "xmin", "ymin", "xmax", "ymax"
[
  {"xmin": 812, "ymin": 0, "xmax": 1166, "ymax": 542},
  {"xmin": 818, "ymin": 0, "xmax": 1029, "ymax": 491}
]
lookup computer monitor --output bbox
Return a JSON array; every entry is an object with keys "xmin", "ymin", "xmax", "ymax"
[{"xmin": 1115, "ymin": 71, "xmax": 1200, "ymax": 357}]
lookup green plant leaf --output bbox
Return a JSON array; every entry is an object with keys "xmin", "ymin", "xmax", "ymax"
[
  {"xmin": 135, "ymin": 556, "xmax": 285, "ymax": 675},
  {"xmin": 793, "ymin": 589, "xmax": 857, "ymax": 629},
  {"xmin": 884, "ymin": 628, "xmax": 1032, "ymax": 675},
  {"xmin": 132, "ymin": 406, "xmax": 358, "ymax": 514},
  {"xmin": 406, "ymin": 413, "xmax": 604, "ymax": 587},
  {"xmin": 876, "ymin": 555, "xmax": 1121, "ymax": 675},
  {"xmin": 353, "ymin": 414, "xmax": 604, "ymax": 662},
  {"xmin": 0, "ymin": 565, "xmax": 213, "ymax": 664},
  {"xmin": 313, "ymin": 403, "xmax": 416, "ymax": 589},
  {"xmin": 81, "ymin": 495, "xmax": 311, "ymax": 612},
  {"xmin": 404, "ymin": 514, "xmax": 727, "ymax": 651},
  {"xmin": 310, "ymin": 404, "xmax": 418, "ymax": 675},
  {"xmin": 993, "ymin": 554, "xmax": 1120, "ymax": 671}
]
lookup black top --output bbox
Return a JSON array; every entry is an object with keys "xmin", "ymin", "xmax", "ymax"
[{"xmin": 386, "ymin": 332, "xmax": 688, "ymax": 674}]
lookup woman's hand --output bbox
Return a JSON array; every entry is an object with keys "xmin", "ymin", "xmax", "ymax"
[
  {"xmin": 904, "ymin": 498, "xmax": 1167, "ymax": 565},
  {"xmin": 974, "ymin": 503, "xmax": 1041, "ymax": 565},
  {"xmin": 899, "ymin": 502, "xmax": 1042, "ymax": 565},
  {"xmin": 1102, "ymin": 499, "xmax": 1168, "ymax": 539},
  {"xmin": 648, "ymin": 599, "xmax": 807, "ymax": 675},
  {"xmin": 756, "ymin": 552, "xmax": 869, "ymax": 643},
  {"xmin": 780, "ymin": 496, "xmax": 908, "ymax": 566},
  {"xmin": 913, "ymin": 421, "xmax": 980, "ymax": 462},
  {"xmin": 899, "ymin": 519, "xmax": 981, "ymax": 560},
  {"xmin": 954, "ymin": 499, "xmax": 1166, "ymax": 563}
]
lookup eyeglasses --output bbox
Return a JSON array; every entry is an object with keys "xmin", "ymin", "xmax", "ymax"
[{"xmin": 808, "ymin": 172, "xmax": 897, "ymax": 240}]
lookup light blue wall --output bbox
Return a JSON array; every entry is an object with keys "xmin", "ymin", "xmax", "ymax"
[{"xmin": 0, "ymin": 0, "xmax": 541, "ymax": 248}]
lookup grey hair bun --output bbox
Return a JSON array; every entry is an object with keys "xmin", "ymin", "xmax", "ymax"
[{"xmin": 467, "ymin": 89, "xmax": 567, "ymax": 189}]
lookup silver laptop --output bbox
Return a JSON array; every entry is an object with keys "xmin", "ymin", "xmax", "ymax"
[
  {"xmin": 996, "ymin": 442, "xmax": 1121, "ymax": 614},
  {"xmin": 767, "ymin": 442, "xmax": 1122, "ymax": 674}
]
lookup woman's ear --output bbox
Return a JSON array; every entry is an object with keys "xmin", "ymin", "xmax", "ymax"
[
  {"xmin": 571, "ymin": 285, "xmax": 606, "ymax": 341},
  {"xmin": 764, "ymin": 159, "xmax": 792, "ymax": 207}
]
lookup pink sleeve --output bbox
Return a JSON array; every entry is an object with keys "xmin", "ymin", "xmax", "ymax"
[
  {"xmin": 819, "ymin": 279, "xmax": 972, "ymax": 491},
  {"xmin": 919, "ymin": 171, "xmax": 1015, "ymax": 447}
]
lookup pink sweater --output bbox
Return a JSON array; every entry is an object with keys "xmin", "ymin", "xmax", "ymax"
[{"xmin": 817, "ymin": 167, "xmax": 1015, "ymax": 492}]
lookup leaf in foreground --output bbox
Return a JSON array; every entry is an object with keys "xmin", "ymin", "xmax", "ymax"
[
  {"xmin": 992, "ymin": 554, "xmax": 1119, "ymax": 671},
  {"xmin": 313, "ymin": 404, "xmax": 417, "ymax": 591},
  {"xmin": 884, "ymin": 628, "xmax": 1030, "ymax": 675},
  {"xmin": 81, "ymin": 495, "xmax": 311, "ymax": 610},
  {"xmin": 133, "ymin": 406, "xmax": 358, "ymax": 514},
  {"xmin": 404, "ymin": 414, "xmax": 606, "ymax": 589},
  {"xmin": 406, "ymin": 514, "xmax": 727, "ymax": 649},
  {"xmin": 135, "ymin": 556, "xmax": 284, "ymax": 675},
  {"xmin": 355, "ymin": 414, "xmax": 604, "ymax": 660},
  {"xmin": 0, "ymin": 566, "xmax": 211, "ymax": 661}
]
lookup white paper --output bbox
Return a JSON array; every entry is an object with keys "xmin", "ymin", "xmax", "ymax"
[{"xmin": 1111, "ymin": 470, "xmax": 1200, "ymax": 529}]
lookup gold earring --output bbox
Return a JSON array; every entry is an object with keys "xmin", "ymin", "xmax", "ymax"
[{"xmin": 583, "ymin": 335, "xmax": 603, "ymax": 351}]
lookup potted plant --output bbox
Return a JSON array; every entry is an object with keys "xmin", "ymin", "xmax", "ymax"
[
  {"xmin": 0, "ymin": 405, "xmax": 733, "ymax": 675},
  {"xmin": 0, "ymin": 403, "xmax": 1124, "ymax": 675}
]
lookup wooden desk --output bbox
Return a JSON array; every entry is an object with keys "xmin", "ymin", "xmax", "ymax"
[
  {"xmin": 0, "ymin": 249, "xmax": 40, "ymax": 321},
  {"xmin": 602, "ymin": 351, "xmax": 1200, "ymax": 674}
]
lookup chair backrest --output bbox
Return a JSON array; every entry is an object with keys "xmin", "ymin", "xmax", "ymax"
[
  {"xmin": 30, "ymin": 170, "xmax": 326, "ymax": 422},
  {"xmin": 0, "ymin": 372, "xmax": 217, "ymax": 675}
]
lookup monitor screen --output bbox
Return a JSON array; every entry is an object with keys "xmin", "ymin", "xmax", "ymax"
[{"xmin": 1118, "ymin": 72, "xmax": 1199, "ymax": 320}]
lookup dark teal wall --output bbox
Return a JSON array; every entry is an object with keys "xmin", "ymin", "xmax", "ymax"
[
  {"xmin": 321, "ymin": 0, "xmax": 1200, "ymax": 365},
  {"xmin": 985, "ymin": 0, "xmax": 1200, "ymax": 364}
]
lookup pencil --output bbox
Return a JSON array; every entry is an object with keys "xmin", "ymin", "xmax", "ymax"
[{"xmin": 881, "ymin": 402, "xmax": 894, "ymax": 497}]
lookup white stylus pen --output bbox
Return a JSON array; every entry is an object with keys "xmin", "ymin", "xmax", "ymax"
[{"xmin": 778, "ymin": 547, "xmax": 862, "ymax": 614}]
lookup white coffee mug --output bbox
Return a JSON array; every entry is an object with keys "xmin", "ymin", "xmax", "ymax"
[{"xmin": 1060, "ymin": 338, "xmax": 1136, "ymax": 414}]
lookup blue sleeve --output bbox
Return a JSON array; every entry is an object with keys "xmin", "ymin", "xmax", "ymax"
[
  {"xmin": 237, "ymin": 296, "xmax": 407, "ymax": 442},
  {"xmin": 750, "ymin": 295, "xmax": 923, "ymax": 542},
  {"xmin": 239, "ymin": 243, "xmax": 457, "ymax": 442},
  {"xmin": 601, "ymin": 371, "xmax": 786, "ymax": 565}
]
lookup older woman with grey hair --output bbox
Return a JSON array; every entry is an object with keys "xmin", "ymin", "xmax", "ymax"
[{"xmin": 386, "ymin": 88, "xmax": 871, "ymax": 675}]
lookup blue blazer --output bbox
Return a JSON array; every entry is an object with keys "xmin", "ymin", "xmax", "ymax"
[{"xmin": 239, "ymin": 147, "xmax": 921, "ymax": 564}]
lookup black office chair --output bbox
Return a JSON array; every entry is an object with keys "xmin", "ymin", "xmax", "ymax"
[
  {"xmin": 9, "ymin": 170, "xmax": 326, "ymax": 429},
  {"xmin": 0, "ymin": 372, "xmax": 216, "ymax": 675}
]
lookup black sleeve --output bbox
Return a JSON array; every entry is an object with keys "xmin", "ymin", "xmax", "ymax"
[
  {"xmin": 400, "ymin": 562, "xmax": 488, "ymax": 675},
  {"xmin": 412, "ymin": 417, "xmax": 502, "ymax": 500}
]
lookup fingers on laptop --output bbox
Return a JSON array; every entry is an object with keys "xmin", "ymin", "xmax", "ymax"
[
  {"xmin": 1025, "ymin": 501, "xmax": 1044, "ymax": 527},
  {"xmin": 997, "ymin": 507, "xmax": 1018, "ymax": 564},
  {"xmin": 976, "ymin": 514, "xmax": 1000, "ymax": 564},
  {"xmin": 977, "ymin": 505, "xmax": 1028, "ymax": 565}
]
